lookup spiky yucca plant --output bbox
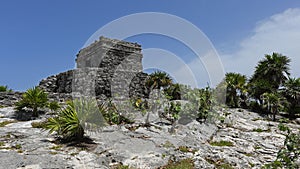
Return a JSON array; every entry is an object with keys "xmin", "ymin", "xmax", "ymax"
[{"xmin": 44, "ymin": 98, "xmax": 107, "ymax": 141}]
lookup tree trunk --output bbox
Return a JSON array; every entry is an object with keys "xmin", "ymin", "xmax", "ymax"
[{"xmin": 33, "ymin": 107, "xmax": 38, "ymax": 117}]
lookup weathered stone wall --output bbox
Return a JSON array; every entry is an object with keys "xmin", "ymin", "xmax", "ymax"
[
  {"xmin": 76, "ymin": 36, "xmax": 142, "ymax": 69},
  {"xmin": 0, "ymin": 91, "xmax": 23, "ymax": 107},
  {"xmin": 39, "ymin": 36, "xmax": 148, "ymax": 101},
  {"xmin": 39, "ymin": 68, "xmax": 148, "ymax": 101}
]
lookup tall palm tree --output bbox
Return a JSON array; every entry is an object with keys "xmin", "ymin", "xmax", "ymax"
[
  {"xmin": 146, "ymin": 71, "xmax": 173, "ymax": 92},
  {"xmin": 145, "ymin": 71, "xmax": 173, "ymax": 126},
  {"xmin": 261, "ymin": 92, "xmax": 285, "ymax": 121},
  {"xmin": 250, "ymin": 53, "xmax": 291, "ymax": 90},
  {"xmin": 163, "ymin": 83, "xmax": 183, "ymax": 100},
  {"xmin": 282, "ymin": 77, "xmax": 300, "ymax": 116},
  {"xmin": 225, "ymin": 72, "xmax": 248, "ymax": 107}
]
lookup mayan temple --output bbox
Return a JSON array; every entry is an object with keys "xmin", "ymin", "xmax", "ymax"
[{"xmin": 39, "ymin": 36, "xmax": 148, "ymax": 101}]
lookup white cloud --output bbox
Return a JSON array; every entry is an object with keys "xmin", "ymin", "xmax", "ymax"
[
  {"xmin": 222, "ymin": 8, "xmax": 300, "ymax": 78},
  {"xmin": 142, "ymin": 48, "xmax": 225, "ymax": 88}
]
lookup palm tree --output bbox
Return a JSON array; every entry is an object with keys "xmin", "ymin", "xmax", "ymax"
[
  {"xmin": 224, "ymin": 72, "xmax": 248, "ymax": 107},
  {"xmin": 15, "ymin": 87, "xmax": 48, "ymax": 117},
  {"xmin": 261, "ymin": 92, "xmax": 285, "ymax": 121},
  {"xmin": 164, "ymin": 83, "xmax": 182, "ymax": 100},
  {"xmin": 146, "ymin": 71, "xmax": 173, "ymax": 93},
  {"xmin": 250, "ymin": 53, "xmax": 291, "ymax": 91},
  {"xmin": 282, "ymin": 77, "xmax": 300, "ymax": 117},
  {"xmin": 144, "ymin": 71, "xmax": 173, "ymax": 126},
  {"xmin": 44, "ymin": 98, "xmax": 106, "ymax": 141}
]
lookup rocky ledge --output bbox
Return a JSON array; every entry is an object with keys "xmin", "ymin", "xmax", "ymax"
[{"xmin": 0, "ymin": 107, "xmax": 299, "ymax": 169}]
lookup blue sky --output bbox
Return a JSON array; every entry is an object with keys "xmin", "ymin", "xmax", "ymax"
[{"xmin": 1, "ymin": 0, "xmax": 300, "ymax": 91}]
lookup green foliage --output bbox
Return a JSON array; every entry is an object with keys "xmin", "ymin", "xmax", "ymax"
[
  {"xmin": 0, "ymin": 120, "xmax": 17, "ymax": 127},
  {"xmin": 177, "ymin": 146, "xmax": 197, "ymax": 154},
  {"xmin": 146, "ymin": 70, "xmax": 173, "ymax": 91},
  {"xmin": 48, "ymin": 101, "xmax": 60, "ymax": 112},
  {"xmin": 132, "ymin": 98, "xmax": 148, "ymax": 112},
  {"xmin": 0, "ymin": 142, "xmax": 4, "ymax": 146},
  {"xmin": 44, "ymin": 98, "xmax": 106, "ymax": 141},
  {"xmin": 0, "ymin": 85, "xmax": 12, "ymax": 92},
  {"xmin": 163, "ymin": 101, "xmax": 181, "ymax": 123},
  {"xmin": 278, "ymin": 123, "xmax": 290, "ymax": 132},
  {"xmin": 224, "ymin": 72, "xmax": 248, "ymax": 108},
  {"xmin": 160, "ymin": 158, "xmax": 194, "ymax": 169},
  {"xmin": 252, "ymin": 128, "xmax": 270, "ymax": 133},
  {"xmin": 14, "ymin": 144, "xmax": 22, "ymax": 149},
  {"xmin": 250, "ymin": 53, "xmax": 291, "ymax": 91},
  {"xmin": 264, "ymin": 124, "xmax": 300, "ymax": 168},
  {"xmin": 210, "ymin": 140, "xmax": 234, "ymax": 147},
  {"xmin": 162, "ymin": 141, "xmax": 175, "ymax": 149},
  {"xmin": 261, "ymin": 92, "xmax": 286, "ymax": 121},
  {"xmin": 163, "ymin": 83, "xmax": 187, "ymax": 100},
  {"xmin": 282, "ymin": 77, "xmax": 300, "ymax": 117},
  {"xmin": 101, "ymin": 98, "xmax": 134, "ymax": 125},
  {"xmin": 111, "ymin": 164, "xmax": 130, "ymax": 169},
  {"xmin": 31, "ymin": 120, "xmax": 48, "ymax": 128},
  {"xmin": 180, "ymin": 87, "xmax": 214, "ymax": 122},
  {"xmin": 15, "ymin": 87, "xmax": 48, "ymax": 117}
]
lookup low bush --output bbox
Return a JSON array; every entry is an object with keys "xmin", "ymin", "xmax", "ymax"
[
  {"xmin": 263, "ymin": 123, "xmax": 300, "ymax": 168},
  {"xmin": 0, "ymin": 85, "xmax": 12, "ymax": 92},
  {"xmin": 31, "ymin": 120, "xmax": 48, "ymax": 128},
  {"xmin": 210, "ymin": 140, "xmax": 234, "ymax": 147},
  {"xmin": 160, "ymin": 158, "xmax": 194, "ymax": 169},
  {"xmin": 15, "ymin": 87, "xmax": 48, "ymax": 117},
  {"xmin": 44, "ymin": 98, "xmax": 106, "ymax": 142}
]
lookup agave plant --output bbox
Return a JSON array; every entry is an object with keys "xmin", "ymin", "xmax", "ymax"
[
  {"xmin": 44, "ymin": 98, "xmax": 107, "ymax": 141},
  {"xmin": 15, "ymin": 87, "xmax": 48, "ymax": 117}
]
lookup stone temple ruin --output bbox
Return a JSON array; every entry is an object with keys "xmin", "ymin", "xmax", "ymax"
[{"xmin": 39, "ymin": 36, "xmax": 149, "ymax": 101}]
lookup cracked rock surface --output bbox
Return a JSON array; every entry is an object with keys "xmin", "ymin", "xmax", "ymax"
[{"xmin": 0, "ymin": 107, "xmax": 298, "ymax": 169}]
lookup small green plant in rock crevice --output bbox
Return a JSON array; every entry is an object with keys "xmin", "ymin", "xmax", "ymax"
[
  {"xmin": 0, "ymin": 120, "xmax": 17, "ymax": 127},
  {"xmin": 177, "ymin": 146, "xmax": 197, "ymax": 154},
  {"xmin": 101, "ymin": 98, "xmax": 134, "ymax": 125},
  {"xmin": 263, "ymin": 123, "xmax": 300, "ymax": 168},
  {"xmin": 31, "ymin": 120, "xmax": 48, "ymax": 128},
  {"xmin": 160, "ymin": 158, "xmax": 194, "ymax": 169},
  {"xmin": 210, "ymin": 140, "xmax": 234, "ymax": 147}
]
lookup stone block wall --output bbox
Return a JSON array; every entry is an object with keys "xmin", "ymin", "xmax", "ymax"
[
  {"xmin": 39, "ymin": 36, "xmax": 149, "ymax": 101},
  {"xmin": 0, "ymin": 91, "xmax": 23, "ymax": 107}
]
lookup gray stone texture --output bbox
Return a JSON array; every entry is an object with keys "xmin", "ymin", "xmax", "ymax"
[
  {"xmin": 0, "ymin": 91, "xmax": 23, "ymax": 107},
  {"xmin": 39, "ymin": 36, "xmax": 149, "ymax": 101}
]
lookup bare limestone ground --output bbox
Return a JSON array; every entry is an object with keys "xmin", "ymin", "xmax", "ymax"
[{"xmin": 0, "ymin": 107, "xmax": 299, "ymax": 169}]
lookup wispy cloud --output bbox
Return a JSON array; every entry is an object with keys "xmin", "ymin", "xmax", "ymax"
[{"xmin": 221, "ymin": 8, "xmax": 300, "ymax": 78}]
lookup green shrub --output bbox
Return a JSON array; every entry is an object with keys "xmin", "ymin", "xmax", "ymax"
[
  {"xmin": 252, "ymin": 128, "xmax": 263, "ymax": 132},
  {"xmin": 278, "ymin": 123, "xmax": 290, "ymax": 132},
  {"xmin": 31, "ymin": 121, "xmax": 48, "ymax": 128},
  {"xmin": 0, "ymin": 120, "xmax": 17, "ymax": 127},
  {"xmin": 101, "ymin": 99, "xmax": 134, "ymax": 125},
  {"xmin": 15, "ymin": 87, "xmax": 48, "ymax": 117},
  {"xmin": 177, "ymin": 146, "xmax": 197, "ymax": 154},
  {"xmin": 48, "ymin": 101, "xmax": 60, "ymax": 112},
  {"xmin": 44, "ymin": 98, "xmax": 106, "ymax": 142},
  {"xmin": 210, "ymin": 140, "xmax": 234, "ymax": 147},
  {"xmin": 162, "ymin": 141, "xmax": 175, "ymax": 149},
  {"xmin": 0, "ymin": 85, "xmax": 12, "ymax": 92},
  {"xmin": 160, "ymin": 158, "xmax": 194, "ymax": 169}
]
